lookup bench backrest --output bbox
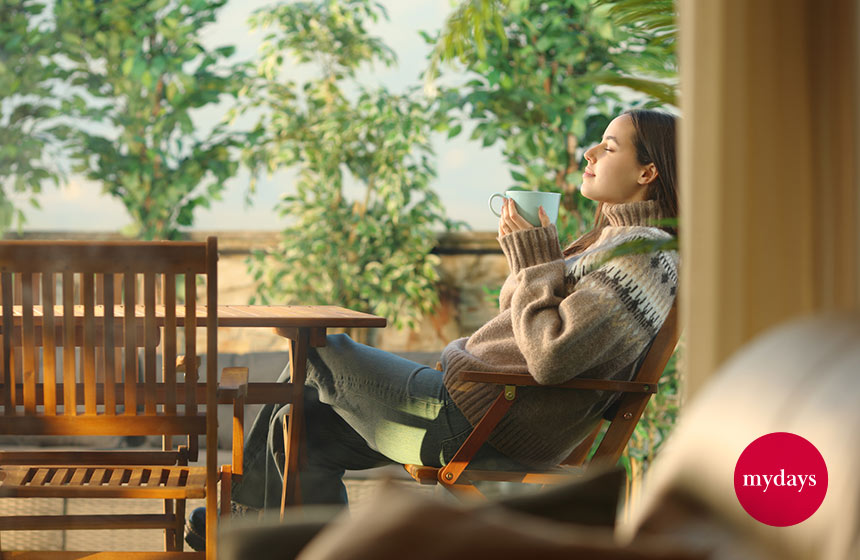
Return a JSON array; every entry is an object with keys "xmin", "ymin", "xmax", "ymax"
[{"xmin": 0, "ymin": 238, "xmax": 218, "ymax": 457}]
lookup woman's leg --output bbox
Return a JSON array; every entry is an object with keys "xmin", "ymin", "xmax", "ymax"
[
  {"xmin": 231, "ymin": 365, "xmax": 390, "ymax": 508},
  {"xmin": 304, "ymin": 334, "xmax": 477, "ymax": 467},
  {"xmin": 233, "ymin": 334, "xmax": 524, "ymax": 508},
  {"xmin": 268, "ymin": 384, "xmax": 395, "ymax": 506}
]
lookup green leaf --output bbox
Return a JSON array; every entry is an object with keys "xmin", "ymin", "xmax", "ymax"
[
  {"xmin": 215, "ymin": 45, "xmax": 236, "ymax": 58},
  {"xmin": 122, "ymin": 56, "xmax": 135, "ymax": 76},
  {"xmin": 131, "ymin": 55, "xmax": 146, "ymax": 80}
]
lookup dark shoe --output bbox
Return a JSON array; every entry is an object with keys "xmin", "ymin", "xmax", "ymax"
[
  {"xmin": 184, "ymin": 507, "xmax": 206, "ymax": 551},
  {"xmin": 121, "ymin": 435, "xmax": 148, "ymax": 448}
]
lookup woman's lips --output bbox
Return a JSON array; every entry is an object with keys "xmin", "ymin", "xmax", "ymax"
[{"xmin": 583, "ymin": 168, "xmax": 595, "ymax": 177}]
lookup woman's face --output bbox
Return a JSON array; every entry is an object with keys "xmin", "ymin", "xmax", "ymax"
[{"xmin": 581, "ymin": 115, "xmax": 656, "ymax": 204}]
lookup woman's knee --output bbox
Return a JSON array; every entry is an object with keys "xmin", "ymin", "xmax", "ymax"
[
  {"xmin": 314, "ymin": 333, "xmax": 357, "ymax": 363},
  {"xmin": 325, "ymin": 333, "xmax": 353, "ymax": 346}
]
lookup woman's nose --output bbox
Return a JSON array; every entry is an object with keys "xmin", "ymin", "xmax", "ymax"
[{"xmin": 584, "ymin": 146, "xmax": 596, "ymax": 163}]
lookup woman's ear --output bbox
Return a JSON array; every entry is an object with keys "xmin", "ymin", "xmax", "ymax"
[{"xmin": 638, "ymin": 163, "xmax": 659, "ymax": 185}]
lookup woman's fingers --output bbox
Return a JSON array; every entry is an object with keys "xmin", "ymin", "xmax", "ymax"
[
  {"xmin": 508, "ymin": 202, "xmax": 532, "ymax": 230},
  {"xmin": 498, "ymin": 199, "xmax": 507, "ymax": 237},
  {"xmin": 498, "ymin": 199, "xmax": 511, "ymax": 237},
  {"xmin": 500, "ymin": 199, "xmax": 512, "ymax": 234},
  {"xmin": 500, "ymin": 198, "xmax": 511, "ymax": 224},
  {"xmin": 499, "ymin": 198, "xmax": 549, "ymax": 237},
  {"xmin": 538, "ymin": 206, "xmax": 551, "ymax": 227}
]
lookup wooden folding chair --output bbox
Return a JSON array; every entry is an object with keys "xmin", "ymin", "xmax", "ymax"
[
  {"xmin": 0, "ymin": 237, "xmax": 247, "ymax": 559},
  {"xmin": 404, "ymin": 304, "xmax": 680, "ymax": 500}
]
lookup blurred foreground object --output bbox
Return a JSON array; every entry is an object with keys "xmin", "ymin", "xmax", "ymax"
[{"xmin": 621, "ymin": 313, "xmax": 860, "ymax": 560}]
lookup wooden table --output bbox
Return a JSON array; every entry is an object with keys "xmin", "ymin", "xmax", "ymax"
[
  {"xmin": 3, "ymin": 303, "xmax": 385, "ymax": 329},
  {"xmin": 1, "ymin": 304, "xmax": 387, "ymax": 507},
  {"xmin": 216, "ymin": 305, "xmax": 387, "ymax": 507}
]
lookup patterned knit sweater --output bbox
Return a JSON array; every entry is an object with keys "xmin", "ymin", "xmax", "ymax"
[{"xmin": 441, "ymin": 199, "xmax": 678, "ymax": 467}]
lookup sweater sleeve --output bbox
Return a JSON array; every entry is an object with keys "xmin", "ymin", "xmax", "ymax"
[
  {"xmin": 497, "ymin": 225, "xmax": 563, "ymax": 312},
  {"xmin": 498, "ymin": 225, "xmax": 563, "ymax": 274},
  {"xmin": 508, "ymin": 250, "xmax": 675, "ymax": 385}
]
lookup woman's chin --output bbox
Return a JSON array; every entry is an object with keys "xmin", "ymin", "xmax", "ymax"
[{"xmin": 579, "ymin": 185, "xmax": 598, "ymax": 203}]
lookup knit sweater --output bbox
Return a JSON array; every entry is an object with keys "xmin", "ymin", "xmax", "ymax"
[{"xmin": 440, "ymin": 199, "xmax": 679, "ymax": 467}]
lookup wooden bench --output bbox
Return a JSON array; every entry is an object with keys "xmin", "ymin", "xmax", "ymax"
[{"xmin": 0, "ymin": 237, "xmax": 245, "ymax": 559}]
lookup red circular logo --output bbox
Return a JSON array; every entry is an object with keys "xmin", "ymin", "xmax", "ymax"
[{"xmin": 734, "ymin": 432, "xmax": 828, "ymax": 526}]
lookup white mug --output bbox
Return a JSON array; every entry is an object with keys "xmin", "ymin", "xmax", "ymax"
[{"xmin": 489, "ymin": 190, "xmax": 561, "ymax": 227}]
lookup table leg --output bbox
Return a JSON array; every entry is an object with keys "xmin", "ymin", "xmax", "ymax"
[{"xmin": 281, "ymin": 327, "xmax": 309, "ymax": 509}]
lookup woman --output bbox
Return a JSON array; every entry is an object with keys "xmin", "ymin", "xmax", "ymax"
[{"xmin": 186, "ymin": 109, "xmax": 679, "ymax": 548}]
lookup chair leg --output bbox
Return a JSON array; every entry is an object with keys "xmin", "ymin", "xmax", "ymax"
[
  {"xmin": 439, "ymin": 389, "xmax": 515, "ymax": 488},
  {"xmin": 175, "ymin": 498, "xmax": 187, "ymax": 551},
  {"xmin": 280, "ymin": 411, "xmax": 305, "ymax": 518},
  {"xmin": 163, "ymin": 434, "xmax": 178, "ymax": 551},
  {"xmin": 164, "ymin": 498, "xmax": 176, "ymax": 551},
  {"xmin": 282, "ymin": 411, "xmax": 303, "ymax": 515},
  {"xmin": 280, "ymin": 414, "xmax": 289, "ymax": 519},
  {"xmin": 220, "ymin": 466, "xmax": 233, "ymax": 517},
  {"xmin": 206, "ymin": 481, "xmax": 218, "ymax": 559}
]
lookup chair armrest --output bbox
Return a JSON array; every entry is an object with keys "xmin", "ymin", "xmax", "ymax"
[
  {"xmin": 218, "ymin": 367, "xmax": 249, "ymax": 400},
  {"xmin": 459, "ymin": 371, "xmax": 657, "ymax": 394}
]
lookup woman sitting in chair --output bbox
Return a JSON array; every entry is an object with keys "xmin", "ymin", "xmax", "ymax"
[{"xmin": 187, "ymin": 109, "xmax": 678, "ymax": 549}]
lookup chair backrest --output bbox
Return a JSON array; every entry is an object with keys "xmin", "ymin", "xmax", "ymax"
[
  {"xmin": 0, "ymin": 238, "xmax": 218, "ymax": 458},
  {"xmin": 564, "ymin": 303, "xmax": 681, "ymax": 469}
]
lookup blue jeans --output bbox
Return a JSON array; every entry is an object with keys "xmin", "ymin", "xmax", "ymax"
[{"xmin": 231, "ymin": 334, "xmax": 526, "ymax": 508}]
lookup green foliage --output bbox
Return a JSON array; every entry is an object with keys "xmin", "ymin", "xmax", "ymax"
[
  {"xmin": 593, "ymin": 0, "xmax": 677, "ymax": 105},
  {"xmin": 427, "ymin": 0, "xmax": 678, "ymax": 243},
  {"xmin": 424, "ymin": 0, "xmax": 513, "ymax": 82},
  {"xmin": 482, "ymin": 284, "xmax": 502, "ymax": 308},
  {"xmin": 53, "ymin": 0, "xmax": 247, "ymax": 240},
  {"xmin": 430, "ymin": 0, "xmax": 674, "ymax": 241},
  {"xmin": 428, "ymin": 0, "xmax": 677, "ymax": 105},
  {"xmin": 0, "ymin": 0, "xmax": 66, "ymax": 234},
  {"xmin": 249, "ymin": 0, "xmax": 395, "ymax": 82},
  {"xmin": 598, "ymin": 0, "xmax": 676, "ymax": 49},
  {"xmin": 243, "ymin": 0, "xmax": 457, "ymax": 330}
]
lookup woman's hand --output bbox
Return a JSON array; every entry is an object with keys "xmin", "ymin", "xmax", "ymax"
[{"xmin": 498, "ymin": 198, "xmax": 551, "ymax": 237}]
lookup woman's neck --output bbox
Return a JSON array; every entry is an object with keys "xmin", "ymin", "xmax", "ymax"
[{"xmin": 562, "ymin": 200, "xmax": 671, "ymax": 257}]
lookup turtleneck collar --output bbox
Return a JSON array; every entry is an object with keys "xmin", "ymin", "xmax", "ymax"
[{"xmin": 601, "ymin": 199, "xmax": 669, "ymax": 228}]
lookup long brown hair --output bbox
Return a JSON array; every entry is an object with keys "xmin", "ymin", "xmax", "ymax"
[{"xmin": 563, "ymin": 110, "xmax": 678, "ymax": 257}]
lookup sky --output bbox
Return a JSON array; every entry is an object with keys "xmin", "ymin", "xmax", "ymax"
[{"xmin": 16, "ymin": 0, "xmax": 513, "ymax": 233}]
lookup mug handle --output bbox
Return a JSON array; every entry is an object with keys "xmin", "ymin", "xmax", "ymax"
[{"xmin": 489, "ymin": 192, "xmax": 506, "ymax": 217}]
